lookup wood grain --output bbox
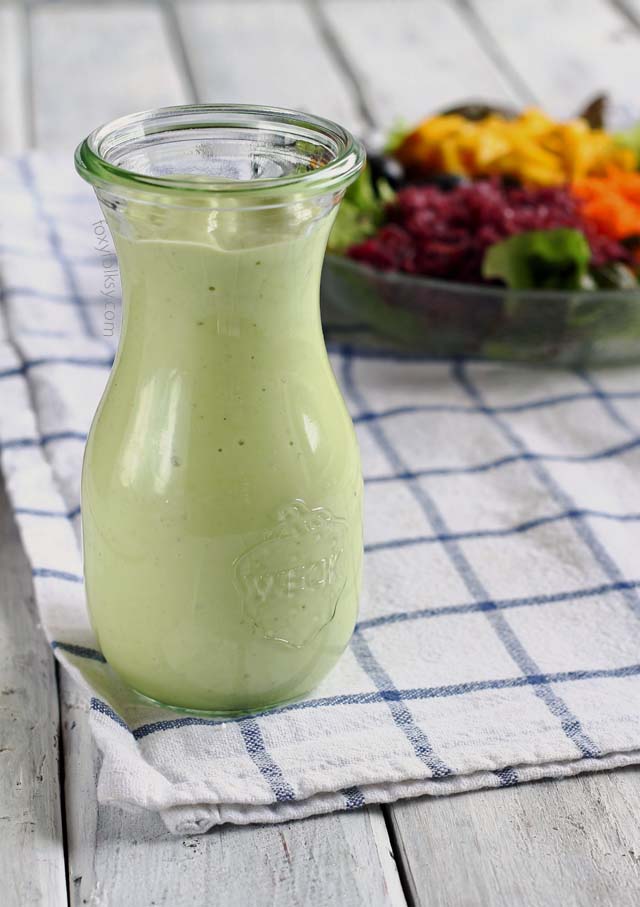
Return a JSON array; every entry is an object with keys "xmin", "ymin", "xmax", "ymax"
[
  {"xmin": 30, "ymin": 1, "xmax": 189, "ymax": 153},
  {"xmin": 386, "ymin": 769, "xmax": 640, "ymax": 907},
  {"xmin": 176, "ymin": 0, "xmax": 362, "ymax": 130},
  {"xmin": 0, "ymin": 4, "xmax": 29, "ymax": 151},
  {"xmin": 0, "ymin": 477, "xmax": 67, "ymax": 906},
  {"xmin": 61, "ymin": 682, "xmax": 406, "ymax": 907},
  {"xmin": 467, "ymin": 0, "xmax": 640, "ymax": 126},
  {"xmin": 319, "ymin": 0, "xmax": 522, "ymax": 131}
]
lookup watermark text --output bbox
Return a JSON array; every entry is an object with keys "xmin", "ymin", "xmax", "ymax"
[{"xmin": 93, "ymin": 220, "xmax": 119, "ymax": 337}]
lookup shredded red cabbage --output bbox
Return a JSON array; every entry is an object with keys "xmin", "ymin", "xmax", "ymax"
[{"xmin": 347, "ymin": 180, "xmax": 631, "ymax": 283}]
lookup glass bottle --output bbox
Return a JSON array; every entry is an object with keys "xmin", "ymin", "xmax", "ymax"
[{"xmin": 75, "ymin": 105, "xmax": 365, "ymax": 714}]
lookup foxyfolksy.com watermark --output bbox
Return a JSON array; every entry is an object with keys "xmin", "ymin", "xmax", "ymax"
[{"xmin": 93, "ymin": 220, "xmax": 119, "ymax": 337}]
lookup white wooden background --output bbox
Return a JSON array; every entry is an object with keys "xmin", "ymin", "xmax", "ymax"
[{"xmin": 1, "ymin": 1, "xmax": 640, "ymax": 905}]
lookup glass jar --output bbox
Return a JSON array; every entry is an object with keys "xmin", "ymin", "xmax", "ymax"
[{"xmin": 75, "ymin": 105, "xmax": 365, "ymax": 714}]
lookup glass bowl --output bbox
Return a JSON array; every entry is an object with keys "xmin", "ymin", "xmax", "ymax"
[{"xmin": 321, "ymin": 253, "xmax": 640, "ymax": 365}]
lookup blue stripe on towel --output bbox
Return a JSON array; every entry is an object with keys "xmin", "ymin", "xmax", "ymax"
[
  {"xmin": 16, "ymin": 504, "xmax": 81, "ymax": 519},
  {"xmin": 52, "ymin": 641, "xmax": 106, "ymax": 663},
  {"xmin": 495, "ymin": 767, "xmax": 519, "ymax": 786},
  {"xmin": 239, "ymin": 719, "xmax": 296, "ymax": 803},
  {"xmin": 351, "ymin": 629, "xmax": 452, "ymax": 778},
  {"xmin": 576, "ymin": 371, "xmax": 636, "ymax": 435},
  {"xmin": 353, "ymin": 388, "xmax": 640, "ymax": 424},
  {"xmin": 342, "ymin": 786, "xmax": 366, "ymax": 809},
  {"xmin": 87, "ymin": 662, "xmax": 640, "ymax": 741},
  {"xmin": 33, "ymin": 567, "xmax": 83, "ymax": 582},
  {"xmin": 17, "ymin": 158, "xmax": 98, "ymax": 338},
  {"xmin": 358, "ymin": 580, "xmax": 640, "ymax": 631},
  {"xmin": 364, "ymin": 509, "xmax": 640, "ymax": 553},
  {"xmin": 342, "ymin": 350, "xmax": 601, "ymax": 763},
  {"xmin": 453, "ymin": 361, "xmax": 640, "ymax": 622},
  {"xmin": 90, "ymin": 698, "xmax": 130, "ymax": 730},
  {"xmin": 0, "ymin": 430, "xmax": 87, "ymax": 450},
  {"xmin": 363, "ymin": 436, "xmax": 640, "ymax": 483},
  {"xmin": 0, "ymin": 356, "xmax": 113, "ymax": 379}
]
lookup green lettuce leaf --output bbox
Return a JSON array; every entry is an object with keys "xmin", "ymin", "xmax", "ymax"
[
  {"xmin": 482, "ymin": 228, "xmax": 593, "ymax": 290},
  {"xmin": 328, "ymin": 167, "xmax": 393, "ymax": 253},
  {"xmin": 384, "ymin": 119, "xmax": 412, "ymax": 154}
]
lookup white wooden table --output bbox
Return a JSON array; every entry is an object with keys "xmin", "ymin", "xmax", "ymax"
[{"xmin": 2, "ymin": 2, "xmax": 640, "ymax": 904}]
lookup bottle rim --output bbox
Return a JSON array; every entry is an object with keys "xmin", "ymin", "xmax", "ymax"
[{"xmin": 75, "ymin": 104, "xmax": 366, "ymax": 200}]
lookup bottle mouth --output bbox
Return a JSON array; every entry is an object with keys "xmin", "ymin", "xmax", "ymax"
[{"xmin": 75, "ymin": 104, "xmax": 365, "ymax": 201}]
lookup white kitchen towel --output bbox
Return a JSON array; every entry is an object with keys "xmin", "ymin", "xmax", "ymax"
[{"xmin": 1, "ymin": 153, "xmax": 640, "ymax": 835}]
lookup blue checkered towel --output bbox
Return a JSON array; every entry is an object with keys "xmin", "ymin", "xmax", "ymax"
[{"xmin": 2, "ymin": 153, "xmax": 640, "ymax": 834}]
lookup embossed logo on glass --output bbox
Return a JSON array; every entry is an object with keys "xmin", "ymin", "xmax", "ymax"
[{"xmin": 234, "ymin": 500, "xmax": 347, "ymax": 647}]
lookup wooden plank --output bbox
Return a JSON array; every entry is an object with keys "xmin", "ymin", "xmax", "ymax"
[
  {"xmin": 386, "ymin": 769, "xmax": 640, "ymax": 907},
  {"xmin": 175, "ymin": 0, "xmax": 362, "ymax": 131},
  {"xmin": 61, "ymin": 681, "xmax": 406, "ymax": 907},
  {"xmin": 0, "ymin": 4, "xmax": 30, "ymax": 151},
  {"xmin": 30, "ymin": 1, "xmax": 190, "ymax": 154},
  {"xmin": 466, "ymin": 0, "xmax": 640, "ymax": 125},
  {"xmin": 0, "ymin": 477, "xmax": 67, "ymax": 906},
  {"xmin": 319, "ymin": 0, "xmax": 522, "ymax": 131}
]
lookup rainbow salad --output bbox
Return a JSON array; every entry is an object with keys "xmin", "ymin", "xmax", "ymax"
[{"xmin": 329, "ymin": 105, "xmax": 640, "ymax": 291}]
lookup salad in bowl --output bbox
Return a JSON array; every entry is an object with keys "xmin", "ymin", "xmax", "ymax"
[{"xmin": 322, "ymin": 101, "xmax": 640, "ymax": 364}]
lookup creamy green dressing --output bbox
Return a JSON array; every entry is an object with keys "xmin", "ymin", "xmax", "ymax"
[{"xmin": 82, "ymin": 206, "xmax": 363, "ymax": 713}]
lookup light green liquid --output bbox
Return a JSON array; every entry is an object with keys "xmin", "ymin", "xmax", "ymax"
[{"xmin": 82, "ymin": 205, "xmax": 363, "ymax": 714}]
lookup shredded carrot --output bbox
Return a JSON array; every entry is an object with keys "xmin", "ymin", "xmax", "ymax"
[{"xmin": 572, "ymin": 168, "xmax": 640, "ymax": 240}]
